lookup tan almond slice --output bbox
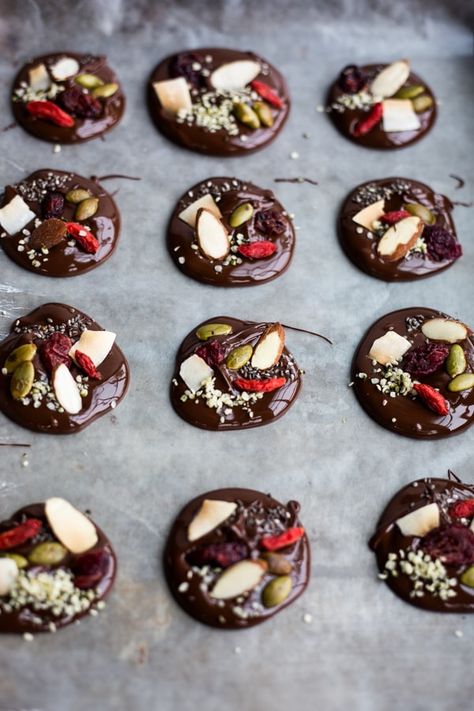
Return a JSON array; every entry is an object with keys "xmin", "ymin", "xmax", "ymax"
[
  {"xmin": 382, "ymin": 99, "xmax": 421, "ymax": 133},
  {"xmin": 188, "ymin": 499, "xmax": 237, "ymax": 542},
  {"xmin": 50, "ymin": 57, "xmax": 80, "ymax": 81},
  {"xmin": 0, "ymin": 195, "xmax": 36, "ymax": 236},
  {"xmin": 421, "ymin": 318, "xmax": 468, "ymax": 343},
  {"xmin": 69, "ymin": 329, "xmax": 116, "ymax": 367},
  {"xmin": 0, "ymin": 558, "xmax": 19, "ymax": 596},
  {"xmin": 153, "ymin": 77, "xmax": 192, "ymax": 114},
  {"xmin": 195, "ymin": 208, "xmax": 230, "ymax": 260},
  {"xmin": 368, "ymin": 330, "xmax": 412, "ymax": 366},
  {"xmin": 250, "ymin": 323, "xmax": 285, "ymax": 370},
  {"xmin": 52, "ymin": 364, "xmax": 82, "ymax": 415},
  {"xmin": 28, "ymin": 63, "xmax": 51, "ymax": 91},
  {"xmin": 370, "ymin": 60, "xmax": 411, "ymax": 99},
  {"xmin": 45, "ymin": 498, "xmax": 98, "ymax": 554},
  {"xmin": 210, "ymin": 60, "xmax": 261, "ymax": 91},
  {"xmin": 396, "ymin": 503, "xmax": 440, "ymax": 537},
  {"xmin": 178, "ymin": 194, "xmax": 222, "ymax": 228},
  {"xmin": 179, "ymin": 354, "xmax": 214, "ymax": 393},
  {"xmin": 210, "ymin": 560, "xmax": 266, "ymax": 600},
  {"xmin": 376, "ymin": 216, "xmax": 423, "ymax": 262},
  {"xmin": 352, "ymin": 199, "xmax": 385, "ymax": 230}
]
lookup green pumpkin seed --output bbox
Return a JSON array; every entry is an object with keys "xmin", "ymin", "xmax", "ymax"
[
  {"xmin": 461, "ymin": 566, "xmax": 474, "ymax": 588},
  {"xmin": 11, "ymin": 361, "xmax": 35, "ymax": 400},
  {"xmin": 75, "ymin": 73, "xmax": 104, "ymax": 90},
  {"xmin": 412, "ymin": 94, "xmax": 434, "ymax": 113},
  {"xmin": 253, "ymin": 101, "xmax": 274, "ymax": 128},
  {"xmin": 92, "ymin": 82, "xmax": 119, "ymax": 99},
  {"xmin": 65, "ymin": 188, "xmax": 92, "ymax": 204},
  {"xmin": 28, "ymin": 542, "xmax": 67, "ymax": 566},
  {"xmin": 261, "ymin": 552, "xmax": 292, "ymax": 576},
  {"xmin": 403, "ymin": 202, "xmax": 436, "ymax": 225},
  {"xmin": 394, "ymin": 84, "xmax": 425, "ymax": 99},
  {"xmin": 3, "ymin": 343, "xmax": 37, "ymax": 374},
  {"xmin": 226, "ymin": 344, "xmax": 253, "ymax": 370},
  {"xmin": 446, "ymin": 344, "xmax": 467, "ymax": 378},
  {"xmin": 75, "ymin": 197, "xmax": 99, "ymax": 221},
  {"xmin": 0, "ymin": 553, "xmax": 28, "ymax": 568},
  {"xmin": 196, "ymin": 323, "xmax": 233, "ymax": 341},
  {"xmin": 233, "ymin": 102, "xmax": 260, "ymax": 130},
  {"xmin": 262, "ymin": 575, "xmax": 293, "ymax": 608},
  {"xmin": 229, "ymin": 203, "xmax": 254, "ymax": 228},
  {"xmin": 447, "ymin": 373, "xmax": 474, "ymax": 393}
]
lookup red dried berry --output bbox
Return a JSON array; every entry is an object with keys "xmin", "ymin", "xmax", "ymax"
[
  {"xmin": 413, "ymin": 383, "xmax": 449, "ymax": 416},
  {"xmin": 65, "ymin": 222, "xmax": 100, "ymax": 254},
  {"xmin": 72, "ymin": 549, "xmax": 110, "ymax": 589},
  {"xmin": 449, "ymin": 499, "xmax": 474, "ymax": 520},
  {"xmin": 186, "ymin": 542, "xmax": 248, "ymax": 569},
  {"xmin": 0, "ymin": 518, "xmax": 42, "ymax": 550},
  {"xmin": 250, "ymin": 80, "xmax": 283, "ymax": 109},
  {"xmin": 40, "ymin": 332, "xmax": 73, "ymax": 373},
  {"xmin": 254, "ymin": 209, "xmax": 286, "ymax": 237},
  {"xmin": 75, "ymin": 350, "xmax": 102, "ymax": 380},
  {"xmin": 403, "ymin": 343, "xmax": 449, "ymax": 377},
  {"xmin": 170, "ymin": 52, "xmax": 206, "ymax": 89},
  {"xmin": 59, "ymin": 85, "xmax": 102, "ymax": 119},
  {"xmin": 380, "ymin": 210, "xmax": 411, "ymax": 225},
  {"xmin": 26, "ymin": 100, "xmax": 74, "ymax": 127},
  {"xmin": 260, "ymin": 527, "xmax": 305, "ymax": 551},
  {"xmin": 424, "ymin": 226, "xmax": 463, "ymax": 262},
  {"xmin": 338, "ymin": 65, "xmax": 367, "ymax": 94},
  {"xmin": 233, "ymin": 377, "xmax": 286, "ymax": 393},
  {"xmin": 420, "ymin": 523, "xmax": 474, "ymax": 566},
  {"xmin": 195, "ymin": 340, "xmax": 225, "ymax": 367},
  {"xmin": 238, "ymin": 241, "xmax": 277, "ymax": 259},
  {"xmin": 352, "ymin": 102, "xmax": 383, "ymax": 137},
  {"xmin": 41, "ymin": 191, "xmax": 65, "ymax": 219}
]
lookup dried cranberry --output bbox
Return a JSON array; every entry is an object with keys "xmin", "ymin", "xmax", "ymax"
[
  {"xmin": 195, "ymin": 340, "xmax": 225, "ymax": 367},
  {"xmin": 187, "ymin": 542, "xmax": 248, "ymax": 569},
  {"xmin": 338, "ymin": 65, "xmax": 367, "ymax": 94},
  {"xmin": 254, "ymin": 209, "xmax": 286, "ymax": 237},
  {"xmin": 424, "ymin": 226, "xmax": 463, "ymax": 262},
  {"xmin": 41, "ymin": 191, "xmax": 64, "ymax": 219},
  {"xmin": 59, "ymin": 85, "xmax": 102, "ymax": 119},
  {"xmin": 72, "ymin": 549, "xmax": 110, "ymax": 589},
  {"xmin": 420, "ymin": 523, "xmax": 474, "ymax": 566},
  {"xmin": 40, "ymin": 332, "xmax": 73, "ymax": 373},
  {"xmin": 169, "ymin": 53, "xmax": 206, "ymax": 90},
  {"xmin": 402, "ymin": 342, "xmax": 449, "ymax": 377}
]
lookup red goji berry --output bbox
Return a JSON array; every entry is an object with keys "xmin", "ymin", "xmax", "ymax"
[
  {"xmin": 260, "ymin": 527, "xmax": 305, "ymax": 551},
  {"xmin": 380, "ymin": 210, "xmax": 411, "ymax": 225},
  {"xmin": 65, "ymin": 222, "xmax": 100, "ymax": 254},
  {"xmin": 413, "ymin": 383, "xmax": 449, "ymax": 416},
  {"xmin": 352, "ymin": 102, "xmax": 383, "ymax": 137},
  {"xmin": 233, "ymin": 377, "xmax": 286, "ymax": 393},
  {"xmin": 26, "ymin": 100, "xmax": 74, "ymax": 128},
  {"xmin": 238, "ymin": 241, "xmax": 277, "ymax": 259},
  {"xmin": 75, "ymin": 350, "xmax": 102, "ymax": 380},
  {"xmin": 0, "ymin": 518, "xmax": 42, "ymax": 550},
  {"xmin": 250, "ymin": 80, "xmax": 283, "ymax": 109},
  {"xmin": 449, "ymin": 499, "xmax": 474, "ymax": 520}
]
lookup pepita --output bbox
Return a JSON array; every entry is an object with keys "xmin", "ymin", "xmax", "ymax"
[
  {"xmin": 261, "ymin": 552, "xmax": 292, "ymax": 576},
  {"xmin": 412, "ymin": 94, "xmax": 434, "ymax": 113},
  {"xmin": 447, "ymin": 373, "xmax": 474, "ymax": 393},
  {"xmin": 253, "ymin": 101, "xmax": 274, "ymax": 127},
  {"xmin": 461, "ymin": 566, "xmax": 474, "ymax": 588},
  {"xmin": 229, "ymin": 202, "xmax": 254, "ymax": 228},
  {"xmin": 226, "ymin": 344, "xmax": 253, "ymax": 370},
  {"xmin": 65, "ymin": 188, "xmax": 92, "ymax": 204},
  {"xmin": 196, "ymin": 323, "xmax": 233, "ymax": 341},
  {"xmin": 4, "ymin": 343, "xmax": 37, "ymax": 374},
  {"xmin": 394, "ymin": 84, "xmax": 425, "ymax": 99},
  {"xmin": 403, "ymin": 202, "xmax": 436, "ymax": 225},
  {"xmin": 28, "ymin": 541, "xmax": 67, "ymax": 566},
  {"xmin": 0, "ymin": 553, "xmax": 28, "ymax": 568},
  {"xmin": 75, "ymin": 73, "xmax": 104, "ymax": 90},
  {"xmin": 11, "ymin": 361, "xmax": 35, "ymax": 400},
  {"xmin": 262, "ymin": 575, "xmax": 292, "ymax": 608},
  {"xmin": 92, "ymin": 82, "xmax": 119, "ymax": 99},
  {"xmin": 75, "ymin": 197, "xmax": 99, "ymax": 221},
  {"xmin": 446, "ymin": 344, "xmax": 466, "ymax": 378},
  {"xmin": 233, "ymin": 102, "xmax": 260, "ymax": 130}
]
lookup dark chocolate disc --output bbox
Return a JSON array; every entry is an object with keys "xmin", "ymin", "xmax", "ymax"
[
  {"xmin": 338, "ymin": 177, "xmax": 461, "ymax": 281},
  {"xmin": 327, "ymin": 62, "xmax": 436, "ymax": 149},
  {"xmin": 0, "ymin": 303, "xmax": 129, "ymax": 434},
  {"xmin": 0, "ymin": 500, "xmax": 116, "ymax": 634},
  {"xmin": 369, "ymin": 475, "xmax": 474, "ymax": 613},
  {"xmin": 351, "ymin": 307, "xmax": 474, "ymax": 439},
  {"xmin": 11, "ymin": 52, "xmax": 125, "ymax": 144},
  {"xmin": 164, "ymin": 488, "xmax": 310, "ymax": 629},
  {"xmin": 0, "ymin": 169, "xmax": 120, "ymax": 277},
  {"xmin": 170, "ymin": 316, "xmax": 302, "ymax": 431},
  {"xmin": 147, "ymin": 48, "xmax": 289, "ymax": 156},
  {"xmin": 167, "ymin": 177, "xmax": 295, "ymax": 286}
]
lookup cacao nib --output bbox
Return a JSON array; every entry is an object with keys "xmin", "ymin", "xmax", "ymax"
[
  {"xmin": 186, "ymin": 542, "xmax": 248, "ymax": 569},
  {"xmin": 40, "ymin": 332, "xmax": 73, "ymax": 373},
  {"xmin": 72, "ymin": 549, "xmax": 110, "ymax": 589},
  {"xmin": 338, "ymin": 65, "xmax": 367, "ymax": 94},
  {"xmin": 169, "ymin": 53, "xmax": 206, "ymax": 90},
  {"xmin": 403, "ymin": 342, "xmax": 449, "ymax": 377},
  {"xmin": 195, "ymin": 340, "xmax": 225, "ymax": 367},
  {"xmin": 41, "ymin": 191, "xmax": 65, "ymax": 219},
  {"xmin": 59, "ymin": 85, "xmax": 102, "ymax": 119},
  {"xmin": 254, "ymin": 209, "xmax": 286, "ymax": 237},
  {"xmin": 424, "ymin": 226, "xmax": 463, "ymax": 262},
  {"xmin": 420, "ymin": 523, "xmax": 474, "ymax": 566}
]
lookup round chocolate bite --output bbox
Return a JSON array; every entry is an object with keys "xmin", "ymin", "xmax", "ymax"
[
  {"xmin": 370, "ymin": 474, "xmax": 474, "ymax": 613},
  {"xmin": 147, "ymin": 48, "xmax": 289, "ymax": 156},
  {"xmin": 0, "ymin": 302, "xmax": 129, "ymax": 434},
  {"xmin": 11, "ymin": 52, "xmax": 125, "ymax": 144},
  {"xmin": 351, "ymin": 308, "xmax": 474, "ymax": 439},
  {"xmin": 167, "ymin": 177, "xmax": 295, "ymax": 286},
  {"xmin": 326, "ymin": 60, "xmax": 436, "ymax": 149},
  {"xmin": 164, "ymin": 488, "xmax": 310, "ymax": 629},
  {"xmin": 171, "ymin": 317, "xmax": 302, "ymax": 431},
  {"xmin": 0, "ymin": 498, "xmax": 116, "ymax": 634},
  {"xmin": 339, "ymin": 177, "xmax": 461, "ymax": 281},
  {"xmin": 0, "ymin": 169, "xmax": 120, "ymax": 277}
]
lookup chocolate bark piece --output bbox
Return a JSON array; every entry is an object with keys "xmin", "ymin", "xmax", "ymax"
[
  {"xmin": 147, "ymin": 47, "xmax": 290, "ymax": 156},
  {"xmin": 0, "ymin": 169, "xmax": 120, "ymax": 277},
  {"xmin": 369, "ymin": 475, "xmax": 474, "ymax": 613},
  {"xmin": 167, "ymin": 177, "xmax": 295, "ymax": 286},
  {"xmin": 351, "ymin": 307, "xmax": 474, "ymax": 439},
  {"xmin": 338, "ymin": 177, "xmax": 460, "ymax": 281},
  {"xmin": 0, "ymin": 303, "xmax": 129, "ymax": 434},
  {"xmin": 164, "ymin": 488, "xmax": 310, "ymax": 629},
  {"xmin": 11, "ymin": 52, "xmax": 125, "ymax": 144}
]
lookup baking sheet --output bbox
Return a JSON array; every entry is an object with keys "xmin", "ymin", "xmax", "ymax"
[{"xmin": 0, "ymin": 1, "xmax": 473, "ymax": 710}]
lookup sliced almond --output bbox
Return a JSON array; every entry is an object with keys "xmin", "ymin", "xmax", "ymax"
[
  {"xmin": 421, "ymin": 318, "xmax": 468, "ymax": 343},
  {"xmin": 352, "ymin": 199, "xmax": 385, "ymax": 230},
  {"xmin": 52, "ymin": 364, "xmax": 82, "ymax": 415},
  {"xmin": 382, "ymin": 99, "xmax": 421, "ymax": 133},
  {"xmin": 396, "ymin": 502, "xmax": 440, "ymax": 537},
  {"xmin": 188, "ymin": 499, "xmax": 237, "ymax": 542},
  {"xmin": 370, "ymin": 60, "xmax": 410, "ymax": 99},
  {"xmin": 50, "ymin": 57, "xmax": 80, "ymax": 82},
  {"xmin": 210, "ymin": 559, "xmax": 266, "ymax": 600},
  {"xmin": 179, "ymin": 354, "xmax": 214, "ymax": 393},
  {"xmin": 210, "ymin": 60, "xmax": 261, "ymax": 91},
  {"xmin": 69, "ymin": 330, "xmax": 116, "ymax": 367},
  {"xmin": 28, "ymin": 63, "xmax": 51, "ymax": 91},
  {"xmin": 178, "ymin": 194, "xmax": 222, "ymax": 228},
  {"xmin": 195, "ymin": 208, "xmax": 230, "ymax": 260},
  {"xmin": 0, "ymin": 558, "xmax": 19, "ymax": 596},
  {"xmin": 251, "ymin": 323, "xmax": 285, "ymax": 370},
  {"xmin": 377, "ymin": 216, "xmax": 423, "ymax": 262},
  {"xmin": 368, "ymin": 330, "xmax": 412, "ymax": 366},
  {"xmin": 45, "ymin": 497, "xmax": 98, "ymax": 554},
  {"xmin": 153, "ymin": 77, "xmax": 192, "ymax": 114},
  {"xmin": 0, "ymin": 195, "xmax": 36, "ymax": 235}
]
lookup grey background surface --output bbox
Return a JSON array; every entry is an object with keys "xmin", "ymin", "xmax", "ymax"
[{"xmin": 0, "ymin": 1, "xmax": 473, "ymax": 710}]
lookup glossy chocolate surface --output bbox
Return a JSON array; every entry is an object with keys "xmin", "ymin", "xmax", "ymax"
[
  {"xmin": 0, "ymin": 303, "xmax": 129, "ymax": 434},
  {"xmin": 11, "ymin": 52, "xmax": 125, "ymax": 144},
  {"xmin": 167, "ymin": 177, "xmax": 295, "ymax": 286},
  {"xmin": 0, "ymin": 169, "xmax": 120, "ymax": 277},
  {"xmin": 327, "ymin": 63, "xmax": 436, "ymax": 149},
  {"xmin": 164, "ymin": 488, "xmax": 310, "ymax": 629},
  {"xmin": 0, "ymin": 502, "xmax": 116, "ymax": 634},
  {"xmin": 147, "ymin": 47, "xmax": 289, "ymax": 156},
  {"xmin": 352, "ymin": 307, "xmax": 474, "ymax": 439},
  {"xmin": 370, "ymin": 476, "xmax": 474, "ymax": 613},
  {"xmin": 339, "ymin": 177, "xmax": 459, "ymax": 281}
]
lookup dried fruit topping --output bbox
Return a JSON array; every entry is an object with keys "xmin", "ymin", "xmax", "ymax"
[
  {"xmin": 260, "ymin": 527, "xmax": 305, "ymax": 551},
  {"xmin": 233, "ymin": 376, "xmax": 286, "ymax": 393},
  {"xmin": 338, "ymin": 64, "xmax": 367, "ymax": 94},
  {"xmin": 403, "ymin": 342, "xmax": 449, "ymax": 377},
  {"xmin": 420, "ymin": 523, "xmax": 474, "ymax": 566},
  {"xmin": 250, "ymin": 80, "xmax": 283, "ymax": 108},
  {"xmin": 380, "ymin": 210, "xmax": 411, "ymax": 225},
  {"xmin": 413, "ymin": 383, "xmax": 449, "ymax": 416},
  {"xmin": 30, "ymin": 218, "xmax": 67, "ymax": 250},
  {"xmin": 238, "ymin": 241, "xmax": 277, "ymax": 259},
  {"xmin": 0, "ymin": 518, "xmax": 42, "ymax": 550},
  {"xmin": 40, "ymin": 332, "xmax": 73, "ymax": 373},
  {"xmin": 75, "ymin": 350, "xmax": 102, "ymax": 380},
  {"xmin": 42, "ymin": 191, "xmax": 65, "ymax": 219},
  {"xmin": 352, "ymin": 102, "xmax": 383, "ymax": 137},
  {"xmin": 186, "ymin": 542, "xmax": 248, "ymax": 569},
  {"xmin": 194, "ymin": 339, "xmax": 225, "ymax": 367},
  {"xmin": 72, "ymin": 549, "xmax": 109, "ymax": 589},
  {"xmin": 65, "ymin": 222, "xmax": 100, "ymax": 254},
  {"xmin": 449, "ymin": 499, "xmax": 474, "ymax": 521},
  {"xmin": 26, "ymin": 100, "xmax": 74, "ymax": 127},
  {"xmin": 423, "ymin": 226, "xmax": 463, "ymax": 262},
  {"xmin": 254, "ymin": 209, "xmax": 286, "ymax": 237},
  {"xmin": 59, "ymin": 85, "xmax": 102, "ymax": 119},
  {"xmin": 170, "ymin": 52, "xmax": 206, "ymax": 90}
]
